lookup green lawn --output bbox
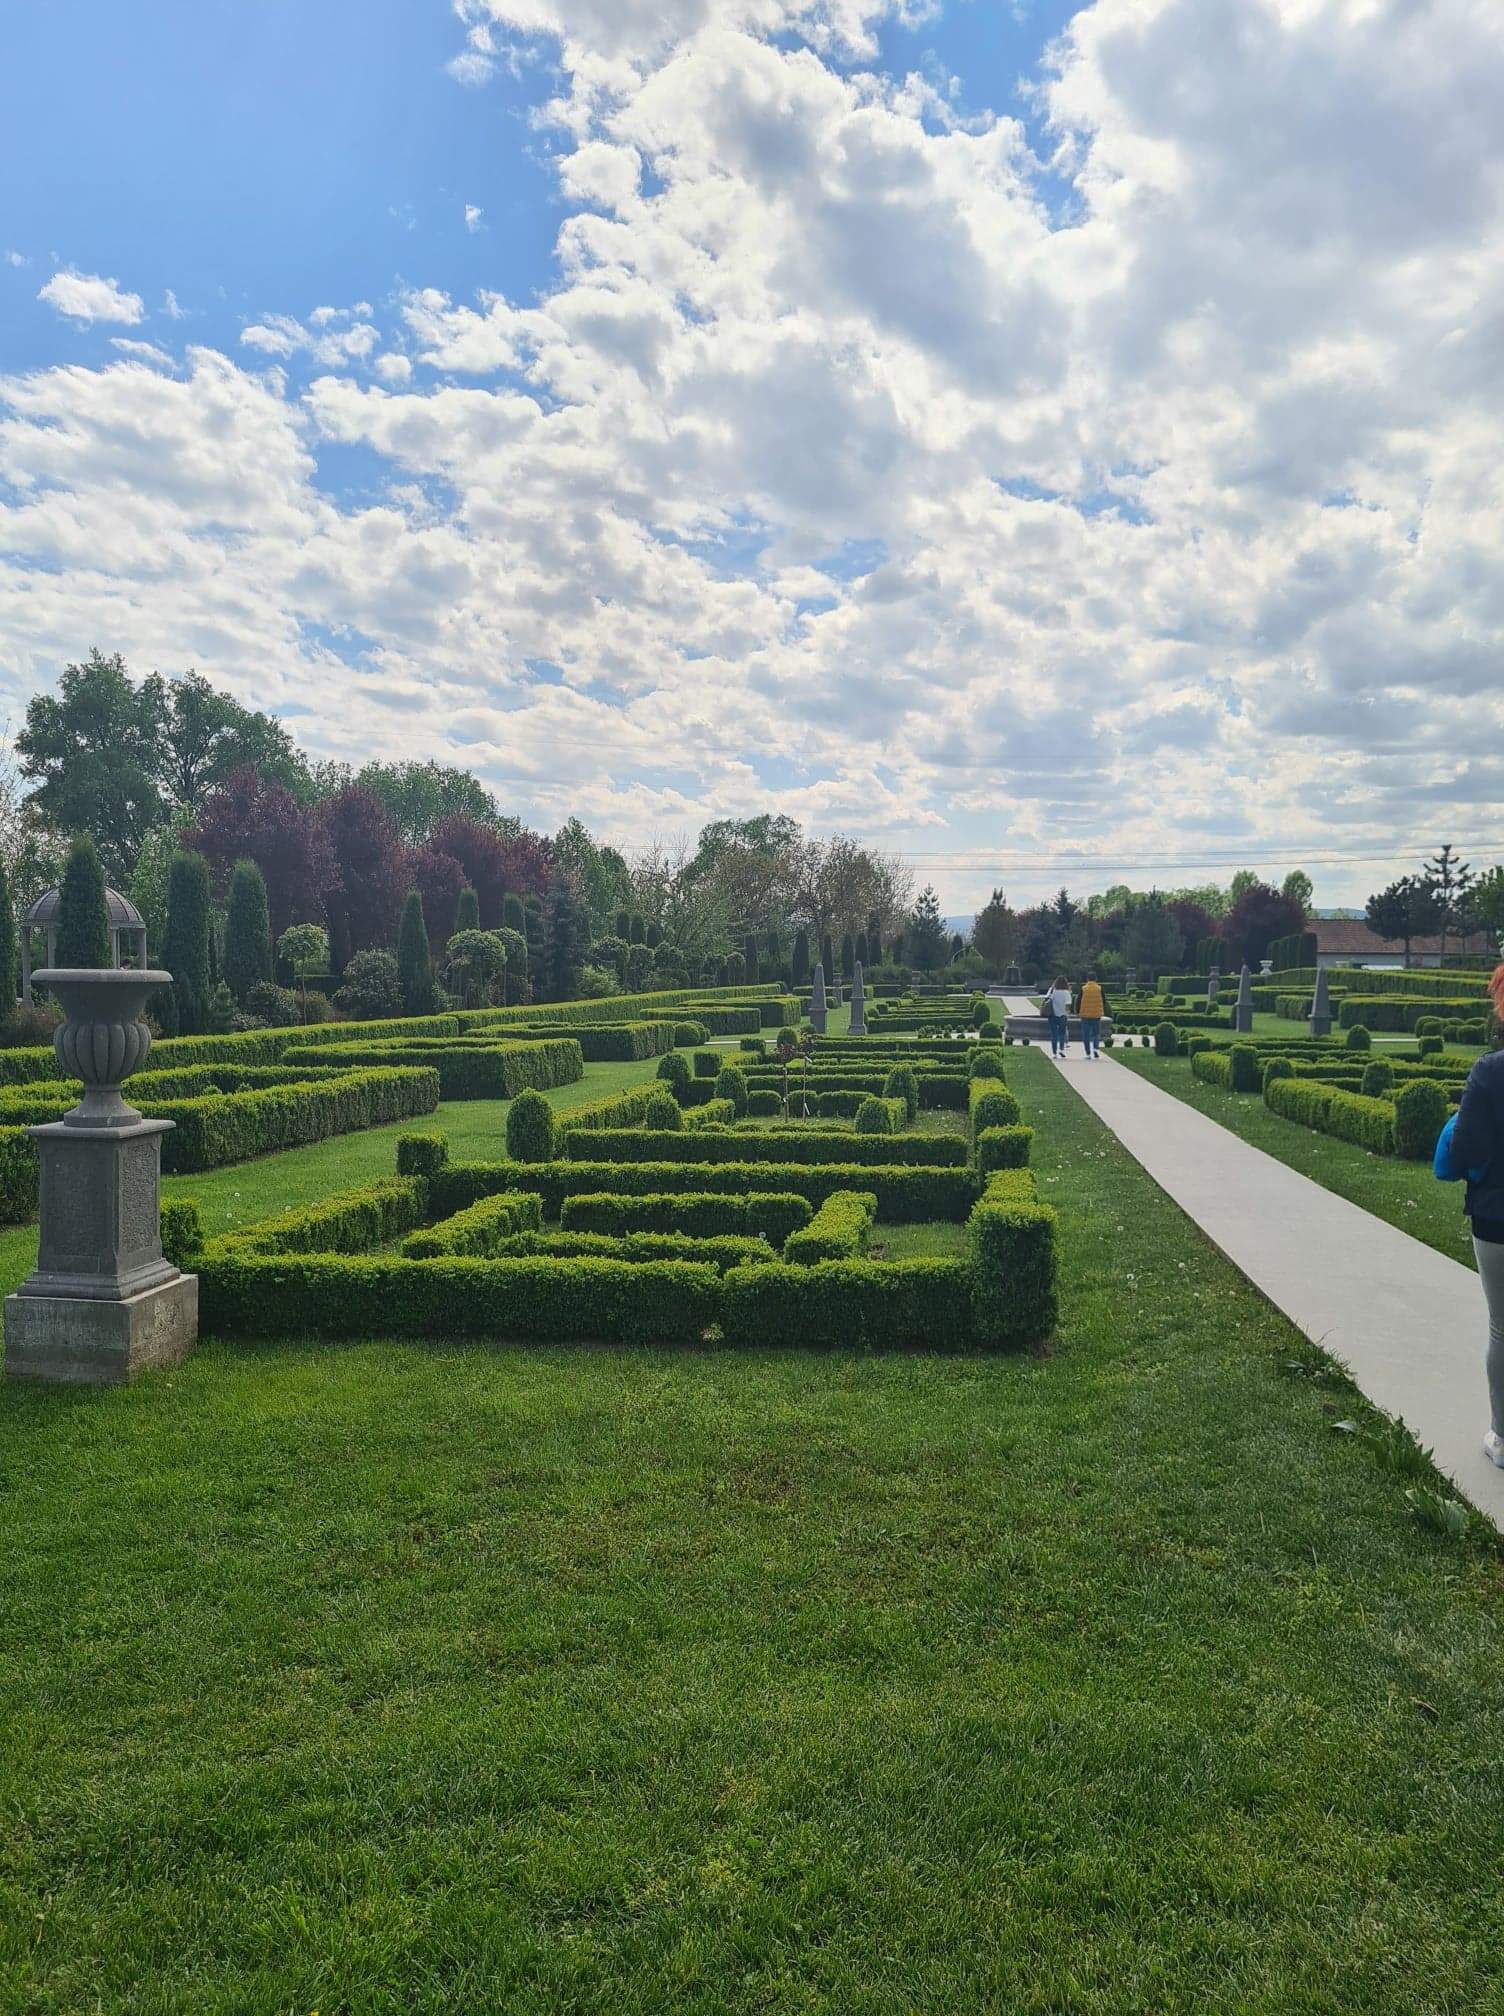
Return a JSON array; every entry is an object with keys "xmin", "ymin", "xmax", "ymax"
[
  {"xmin": 3, "ymin": 1050, "xmax": 1504, "ymax": 2009},
  {"xmin": 1113, "ymin": 1048, "xmax": 1476, "ymax": 1269}
]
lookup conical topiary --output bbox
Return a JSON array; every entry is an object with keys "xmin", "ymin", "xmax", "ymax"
[
  {"xmin": 397, "ymin": 889, "xmax": 435, "ymax": 1014},
  {"xmin": 224, "ymin": 858, "xmax": 272, "ymax": 1005},
  {"xmin": 162, "ymin": 850, "xmax": 213, "ymax": 1035},
  {"xmin": 0, "ymin": 858, "xmax": 16, "ymax": 1010},
  {"xmin": 55, "ymin": 834, "xmax": 110, "ymax": 968}
]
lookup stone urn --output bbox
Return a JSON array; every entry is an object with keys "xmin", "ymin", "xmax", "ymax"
[
  {"xmin": 6, "ymin": 965, "xmax": 198, "ymax": 1384},
  {"xmin": 41, "ymin": 965, "xmax": 172, "ymax": 1127}
]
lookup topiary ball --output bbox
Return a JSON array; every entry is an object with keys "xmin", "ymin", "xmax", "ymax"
[
  {"xmin": 714, "ymin": 1064, "xmax": 749, "ymax": 1117},
  {"xmin": 1345, "ymin": 1023, "xmax": 1372, "ymax": 1051},
  {"xmin": 854, "ymin": 1094, "xmax": 893, "ymax": 1135},
  {"xmin": 506, "ymin": 1087, "xmax": 556, "ymax": 1163}
]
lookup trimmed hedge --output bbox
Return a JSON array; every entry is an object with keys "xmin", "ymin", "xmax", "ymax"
[
  {"xmin": 212, "ymin": 1177, "xmax": 427, "ymax": 1257},
  {"xmin": 720, "ymin": 1258, "xmax": 976, "ymax": 1349},
  {"xmin": 555, "ymin": 1083, "xmax": 661, "ymax": 1138},
  {"xmin": 491, "ymin": 1229, "xmax": 777, "ymax": 1271},
  {"xmin": 968, "ymin": 1170, "xmax": 1058, "ymax": 1347},
  {"xmin": 558, "ymin": 1128, "xmax": 970, "ymax": 1168},
  {"xmin": 969, "ymin": 1080, "xmax": 1023, "ymax": 1136},
  {"xmin": 199, "ymin": 1254, "xmax": 722, "ymax": 1345},
  {"xmin": 153, "ymin": 1066, "xmax": 439, "ymax": 1174},
  {"xmin": 429, "ymin": 1156, "xmax": 985, "ymax": 1224},
  {"xmin": 783, "ymin": 1190, "xmax": 877, "ymax": 1264},
  {"xmin": 1393, "ymin": 1078, "xmax": 1450, "ymax": 1161},
  {"xmin": 975, "ymin": 1125, "xmax": 1034, "ymax": 1173},
  {"xmin": 280, "ymin": 1036, "xmax": 583, "ymax": 1101},
  {"xmin": 560, "ymin": 1189, "xmax": 813, "ymax": 1244},
  {"xmin": 401, "ymin": 1191, "xmax": 544, "ymax": 1258},
  {"xmin": 1264, "ymin": 1076, "xmax": 1395, "ymax": 1154},
  {"xmin": 1337, "ymin": 996, "xmax": 1484, "ymax": 1032}
]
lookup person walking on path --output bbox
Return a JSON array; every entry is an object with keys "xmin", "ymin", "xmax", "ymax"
[
  {"xmin": 1077, "ymin": 974, "xmax": 1108, "ymax": 1059},
  {"xmin": 1436, "ymin": 964, "xmax": 1504, "ymax": 1469},
  {"xmin": 1045, "ymin": 976, "xmax": 1072, "ymax": 1057}
]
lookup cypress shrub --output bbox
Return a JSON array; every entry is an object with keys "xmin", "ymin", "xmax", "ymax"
[
  {"xmin": 223, "ymin": 859, "xmax": 271, "ymax": 1004},
  {"xmin": 454, "ymin": 886, "xmax": 480, "ymax": 935},
  {"xmin": 643, "ymin": 1089, "xmax": 683, "ymax": 1131},
  {"xmin": 971, "ymin": 998, "xmax": 991, "ymax": 1029},
  {"xmin": 0, "ymin": 859, "xmax": 15, "ymax": 1008},
  {"xmin": 714, "ymin": 1064, "xmax": 749, "ymax": 1117},
  {"xmin": 1393, "ymin": 1079, "xmax": 1448, "ymax": 1161},
  {"xmin": 1361, "ymin": 1059, "xmax": 1395, "ymax": 1097},
  {"xmin": 1228, "ymin": 1043, "xmax": 1261, "ymax": 1093},
  {"xmin": 821, "ymin": 934, "xmax": 835, "ymax": 982},
  {"xmin": 1153, "ymin": 1022, "xmax": 1179, "ymax": 1056},
  {"xmin": 397, "ymin": 890, "xmax": 436, "ymax": 1014},
  {"xmin": 55, "ymin": 834, "xmax": 110, "ymax": 968},
  {"xmin": 506, "ymin": 1087, "xmax": 557, "ymax": 1163},
  {"xmin": 162, "ymin": 850, "xmax": 213, "ymax": 1035},
  {"xmin": 841, "ymin": 932, "xmax": 854, "ymax": 979},
  {"xmin": 656, "ymin": 1050, "xmax": 691, "ymax": 1095},
  {"xmin": 882, "ymin": 1064, "xmax": 919, "ymax": 1122},
  {"xmin": 792, "ymin": 929, "xmax": 810, "ymax": 986}
]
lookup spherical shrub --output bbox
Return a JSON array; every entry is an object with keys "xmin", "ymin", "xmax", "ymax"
[
  {"xmin": 1415, "ymin": 1016, "xmax": 1442, "ymax": 1038},
  {"xmin": 657, "ymin": 1050, "xmax": 691, "ymax": 1095},
  {"xmin": 506, "ymin": 1087, "xmax": 556, "ymax": 1163},
  {"xmin": 1345, "ymin": 1023, "xmax": 1372, "ymax": 1051},
  {"xmin": 883, "ymin": 1064, "xmax": 919, "ymax": 1122},
  {"xmin": 979, "ymin": 1023, "xmax": 1002, "ymax": 1044},
  {"xmin": 968, "ymin": 1047, "xmax": 1005, "ymax": 1080},
  {"xmin": 1418, "ymin": 1034, "xmax": 1443, "ymax": 1059},
  {"xmin": 1361, "ymin": 1059, "xmax": 1395, "ymax": 1097},
  {"xmin": 644, "ymin": 1090, "xmax": 683, "ymax": 1131},
  {"xmin": 674, "ymin": 1020, "xmax": 709, "ymax": 1046},
  {"xmin": 714, "ymin": 1064, "xmax": 749, "ymax": 1117},
  {"xmin": 1153, "ymin": 1021, "xmax": 1179, "ymax": 1056},
  {"xmin": 972, "ymin": 999, "xmax": 992, "ymax": 1030},
  {"xmin": 1262, "ymin": 1057, "xmax": 1294, "ymax": 1090},
  {"xmin": 854, "ymin": 1094, "xmax": 893, "ymax": 1135},
  {"xmin": 777, "ymin": 1025, "xmax": 799, "ymax": 1048}
]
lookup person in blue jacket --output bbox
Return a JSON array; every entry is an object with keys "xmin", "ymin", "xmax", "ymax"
[{"xmin": 1437, "ymin": 966, "xmax": 1504, "ymax": 1468}]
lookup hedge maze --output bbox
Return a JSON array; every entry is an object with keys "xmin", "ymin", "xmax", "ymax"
[{"xmin": 171, "ymin": 1025, "xmax": 1060, "ymax": 1354}]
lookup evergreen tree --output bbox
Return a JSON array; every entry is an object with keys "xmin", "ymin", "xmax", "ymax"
[
  {"xmin": 397, "ymin": 889, "xmax": 436, "ymax": 1014},
  {"xmin": 524, "ymin": 895, "xmax": 547, "ymax": 996},
  {"xmin": 906, "ymin": 885, "xmax": 948, "ymax": 972},
  {"xmin": 223, "ymin": 858, "xmax": 271, "ymax": 1004},
  {"xmin": 855, "ymin": 930, "xmax": 868, "ymax": 969},
  {"xmin": 162, "ymin": 849, "xmax": 213, "ymax": 1033},
  {"xmin": 646, "ymin": 919, "xmax": 663, "ymax": 949},
  {"xmin": 866, "ymin": 912, "xmax": 883, "ymax": 965},
  {"xmin": 454, "ymin": 885, "xmax": 480, "ymax": 935},
  {"xmin": 55, "ymin": 833, "xmax": 111, "ymax": 968},
  {"xmin": 546, "ymin": 875, "xmax": 583, "ymax": 1001},
  {"xmin": 743, "ymin": 932, "xmax": 760, "ymax": 982},
  {"xmin": 840, "ymin": 931, "xmax": 855, "ymax": 978},
  {"xmin": 502, "ymin": 892, "xmax": 527, "ymax": 935},
  {"xmin": 629, "ymin": 913, "xmax": 646, "ymax": 945},
  {"xmin": 792, "ymin": 927, "xmax": 810, "ymax": 986},
  {"xmin": 0, "ymin": 859, "xmax": 15, "ymax": 1010},
  {"xmin": 821, "ymin": 932, "xmax": 835, "ymax": 981},
  {"xmin": 614, "ymin": 907, "xmax": 631, "ymax": 941}
]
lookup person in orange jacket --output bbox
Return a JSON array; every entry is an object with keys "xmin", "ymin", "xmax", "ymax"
[{"xmin": 1076, "ymin": 973, "xmax": 1108, "ymax": 1058}]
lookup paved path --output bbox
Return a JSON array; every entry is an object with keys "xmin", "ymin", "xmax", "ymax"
[{"xmin": 997, "ymin": 998, "xmax": 1504, "ymax": 1520}]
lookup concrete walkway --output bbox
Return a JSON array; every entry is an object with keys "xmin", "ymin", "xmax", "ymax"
[{"xmin": 998, "ymin": 998, "xmax": 1504, "ymax": 1520}]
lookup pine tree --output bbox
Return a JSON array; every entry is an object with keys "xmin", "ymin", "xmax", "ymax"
[
  {"xmin": 743, "ymin": 932, "xmax": 760, "ymax": 982},
  {"xmin": 866, "ymin": 912, "xmax": 882, "ymax": 965},
  {"xmin": 614, "ymin": 907, "xmax": 631, "ymax": 941},
  {"xmin": 223, "ymin": 859, "xmax": 271, "ymax": 1005},
  {"xmin": 0, "ymin": 858, "xmax": 16, "ymax": 1011},
  {"xmin": 855, "ymin": 930, "xmax": 868, "ymax": 969},
  {"xmin": 792, "ymin": 928, "xmax": 810, "ymax": 986},
  {"xmin": 397, "ymin": 889, "xmax": 435, "ymax": 1014},
  {"xmin": 821, "ymin": 932, "xmax": 835, "ymax": 981},
  {"xmin": 646, "ymin": 919, "xmax": 663, "ymax": 949},
  {"xmin": 162, "ymin": 850, "xmax": 212, "ymax": 1033},
  {"xmin": 525, "ymin": 896, "xmax": 546, "ymax": 996},
  {"xmin": 906, "ymin": 885, "xmax": 948, "ymax": 972},
  {"xmin": 454, "ymin": 885, "xmax": 480, "ymax": 936},
  {"xmin": 629, "ymin": 913, "xmax": 646, "ymax": 945},
  {"xmin": 55, "ymin": 833, "xmax": 111, "ymax": 968},
  {"xmin": 840, "ymin": 931, "xmax": 855, "ymax": 979}
]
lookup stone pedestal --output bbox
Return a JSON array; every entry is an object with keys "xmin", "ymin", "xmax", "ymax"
[
  {"xmin": 6, "ymin": 1116, "xmax": 197, "ymax": 1384},
  {"xmin": 849, "ymin": 960, "xmax": 867, "ymax": 1035},
  {"xmin": 5, "ymin": 964, "xmax": 197, "ymax": 1386}
]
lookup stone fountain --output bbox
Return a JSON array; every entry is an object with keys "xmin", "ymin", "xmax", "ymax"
[{"xmin": 5, "ymin": 967, "xmax": 198, "ymax": 1384}]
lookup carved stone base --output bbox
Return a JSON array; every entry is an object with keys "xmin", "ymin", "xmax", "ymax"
[{"xmin": 5, "ymin": 1273, "xmax": 199, "ymax": 1386}]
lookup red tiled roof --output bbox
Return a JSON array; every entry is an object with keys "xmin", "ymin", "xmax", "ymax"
[{"xmin": 1312, "ymin": 917, "xmax": 1490, "ymax": 958}]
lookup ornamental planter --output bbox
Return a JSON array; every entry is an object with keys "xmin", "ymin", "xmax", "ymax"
[{"xmin": 5, "ymin": 968, "xmax": 198, "ymax": 1384}]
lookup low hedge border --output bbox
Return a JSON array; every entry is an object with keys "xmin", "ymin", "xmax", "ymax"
[
  {"xmin": 559, "ymin": 1128, "xmax": 970, "ymax": 1169},
  {"xmin": 784, "ymin": 1190, "xmax": 876, "ymax": 1264},
  {"xmin": 212, "ymin": 1177, "xmax": 427, "ymax": 1257},
  {"xmin": 401, "ymin": 1191, "xmax": 544, "ymax": 1259},
  {"xmin": 560, "ymin": 1189, "xmax": 813, "ymax": 1244},
  {"xmin": 491, "ymin": 1229, "xmax": 778, "ymax": 1271},
  {"xmin": 281, "ymin": 1036, "xmax": 583, "ymax": 1102}
]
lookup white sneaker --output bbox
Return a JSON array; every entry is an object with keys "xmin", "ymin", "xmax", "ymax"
[{"xmin": 1485, "ymin": 1431, "xmax": 1504, "ymax": 1469}]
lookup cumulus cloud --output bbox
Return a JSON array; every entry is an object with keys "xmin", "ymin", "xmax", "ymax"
[
  {"xmin": 37, "ymin": 269, "xmax": 145, "ymax": 324},
  {"xmin": 464, "ymin": 203, "xmax": 485, "ymax": 232},
  {"xmin": 6, "ymin": 0, "xmax": 1504, "ymax": 903}
]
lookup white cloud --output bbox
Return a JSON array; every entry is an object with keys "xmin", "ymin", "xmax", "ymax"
[
  {"xmin": 464, "ymin": 203, "xmax": 485, "ymax": 232},
  {"xmin": 8, "ymin": 0, "xmax": 1504, "ymax": 906},
  {"xmin": 162, "ymin": 288, "xmax": 186, "ymax": 319},
  {"xmin": 37, "ymin": 269, "xmax": 145, "ymax": 325},
  {"xmin": 5, "ymin": 250, "xmax": 27, "ymax": 268},
  {"xmin": 109, "ymin": 338, "xmax": 175, "ymax": 367}
]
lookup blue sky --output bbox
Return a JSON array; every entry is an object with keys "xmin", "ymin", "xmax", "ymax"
[{"xmin": 2, "ymin": 0, "xmax": 1501, "ymax": 911}]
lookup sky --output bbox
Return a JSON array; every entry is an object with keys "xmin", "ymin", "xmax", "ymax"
[{"xmin": 2, "ymin": 0, "xmax": 1502, "ymax": 915}]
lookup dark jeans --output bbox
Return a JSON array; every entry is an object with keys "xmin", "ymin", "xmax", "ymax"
[
  {"xmin": 1047, "ymin": 1011, "xmax": 1068, "ymax": 1055},
  {"xmin": 1081, "ymin": 1017, "xmax": 1101, "ymax": 1055}
]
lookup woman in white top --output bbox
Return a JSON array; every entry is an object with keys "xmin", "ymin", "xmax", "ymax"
[{"xmin": 1046, "ymin": 976, "xmax": 1072, "ymax": 1057}]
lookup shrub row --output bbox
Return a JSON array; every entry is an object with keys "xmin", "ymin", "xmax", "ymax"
[
  {"xmin": 281, "ymin": 1036, "xmax": 583, "ymax": 1101},
  {"xmin": 491, "ymin": 1229, "xmax": 778, "ymax": 1271},
  {"xmin": 155, "ymin": 1066, "xmax": 440, "ymax": 1174},
  {"xmin": 784, "ymin": 1190, "xmax": 877, "ymax": 1264},
  {"xmin": 560, "ymin": 1189, "xmax": 812, "ymax": 1245},
  {"xmin": 211, "ymin": 1177, "xmax": 427, "ymax": 1257},
  {"xmin": 1337, "ymin": 996, "xmax": 1485, "ymax": 1032},
  {"xmin": 400, "ymin": 1191, "xmax": 544, "ymax": 1258},
  {"xmin": 558, "ymin": 1127, "xmax": 970, "ymax": 1168},
  {"xmin": 968, "ymin": 1079, "xmax": 1023, "ymax": 1138}
]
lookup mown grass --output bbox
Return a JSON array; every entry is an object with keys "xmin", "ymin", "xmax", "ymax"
[
  {"xmin": 1114, "ymin": 1047, "xmax": 1476, "ymax": 1269},
  {"xmin": 2, "ymin": 1052, "xmax": 1503, "ymax": 2009}
]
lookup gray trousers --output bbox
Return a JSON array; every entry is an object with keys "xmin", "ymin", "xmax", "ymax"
[{"xmin": 1473, "ymin": 1235, "xmax": 1504, "ymax": 1437}]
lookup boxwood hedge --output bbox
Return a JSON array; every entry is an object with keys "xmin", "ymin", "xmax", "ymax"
[{"xmin": 560, "ymin": 1190, "xmax": 812, "ymax": 1244}]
